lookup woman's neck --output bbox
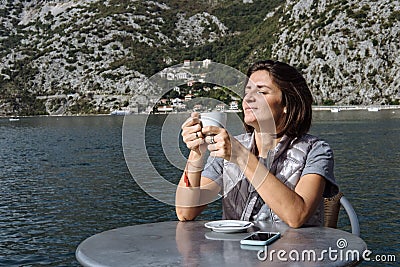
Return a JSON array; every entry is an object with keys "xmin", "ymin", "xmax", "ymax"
[{"xmin": 254, "ymin": 130, "xmax": 281, "ymax": 157}]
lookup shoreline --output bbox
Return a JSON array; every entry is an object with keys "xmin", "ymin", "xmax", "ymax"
[
  {"xmin": 1, "ymin": 105, "xmax": 400, "ymax": 119},
  {"xmin": 311, "ymin": 105, "xmax": 400, "ymax": 111}
]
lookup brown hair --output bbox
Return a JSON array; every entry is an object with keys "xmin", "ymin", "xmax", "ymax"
[{"xmin": 244, "ymin": 60, "xmax": 313, "ymax": 138}]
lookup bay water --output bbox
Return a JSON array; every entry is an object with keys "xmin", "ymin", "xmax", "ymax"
[{"xmin": 0, "ymin": 110, "xmax": 398, "ymax": 266}]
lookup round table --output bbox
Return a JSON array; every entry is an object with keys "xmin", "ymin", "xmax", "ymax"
[{"xmin": 76, "ymin": 221, "xmax": 367, "ymax": 267}]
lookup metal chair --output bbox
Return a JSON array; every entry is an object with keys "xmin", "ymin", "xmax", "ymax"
[{"xmin": 324, "ymin": 192, "xmax": 360, "ymax": 236}]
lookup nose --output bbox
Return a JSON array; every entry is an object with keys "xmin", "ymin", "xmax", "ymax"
[{"xmin": 243, "ymin": 89, "xmax": 256, "ymax": 103}]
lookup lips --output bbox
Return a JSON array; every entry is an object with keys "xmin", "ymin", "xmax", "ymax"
[{"xmin": 244, "ymin": 106, "xmax": 257, "ymax": 111}]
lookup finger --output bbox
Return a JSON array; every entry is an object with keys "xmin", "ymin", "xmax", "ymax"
[
  {"xmin": 209, "ymin": 144, "xmax": 230, "ymax": 159},
  {"xmin": 183, "ymin": 128, "xmax": 204, "ymax": 144},
  {"xmin": 182, "ymin": 116, "xmax": 202, "ymax": 129},
  {"xmin": 186, "ymin": 138, "xmax": 205, "ymax": 151},
  {"xmin": 193, "ymin": 131, "xmax": 203, "ymax": 139},
  {"xmin": 190, "ymin": 112, "xmax": 201, "ymax": 126},
  {"xmin": 182, "ymin": 114, "xmax": 200, "ymax": 129},
  {"xmin": 204, "ymin": 135, "xmax": 215, "ymax": 144},
  {"xmin": 207, "ymin": 143, "xmax": 218, "ymax": 152},
  {"xmin": 209, "ymin": 150, "xmax": 221, "ymax": 158},
  {"xmin": 191, "ymin": 112, "xmax": 200, "ymax": 119},
  {"xmin": 181, "ymin": 117, "xmax": 195, "ymax": 129},
  {"xmin": 202, "ymin": 125, "xmax": 222, "ymax": 136},
  {"xmin": 205, "ymin": 132, "xmax": 227, "ymax": 144},
  {"xmin": 182, "ymin": 124, "xmax": 202, "ymax": 138},
  {"xmin": 192, "ymin": 116, "xmax": 202, "ymax": 125},
  {"xmin": 186, "ymin": 131, "xmax": 202, "ymax": 142}
]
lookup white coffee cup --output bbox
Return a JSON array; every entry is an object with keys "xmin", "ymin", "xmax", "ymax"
[{"xmin": 200, "ymin": 112, "xmax": 227, "ymax": 128}]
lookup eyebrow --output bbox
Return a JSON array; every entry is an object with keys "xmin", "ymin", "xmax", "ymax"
[
  {"xmin": 245, "ymin": 82, "xmax": 276, "ymax": 92},
  {"xmin": 255, "ymin": 84, "xmax": 274, "ymax": 92}
]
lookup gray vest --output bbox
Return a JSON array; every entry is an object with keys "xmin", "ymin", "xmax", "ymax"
[{"xmin": 221, "ymin": 133, "xmax": 324, "ymax": 226}]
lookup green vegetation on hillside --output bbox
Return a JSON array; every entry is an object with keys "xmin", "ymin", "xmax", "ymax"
[{"xmin": 0, "ymin": 0, "xmax": 398, "ymax": 116}]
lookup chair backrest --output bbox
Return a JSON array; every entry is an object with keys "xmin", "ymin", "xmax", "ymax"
[{"xmin": 324, "ymin": 192, "xmax": 360, "ymax": 236}]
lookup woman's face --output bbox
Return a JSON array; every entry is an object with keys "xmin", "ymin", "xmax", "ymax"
[{"xmin": 243, "ymin": 70, "xmax": 285, "ymax": 133}]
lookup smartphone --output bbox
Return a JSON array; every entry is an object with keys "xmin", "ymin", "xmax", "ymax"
[{"xmin": 240, "ymin": 231, "xmax": 280, "ymax": 246}]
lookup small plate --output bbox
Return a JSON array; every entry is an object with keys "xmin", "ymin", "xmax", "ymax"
[
  {"xmin": 205, "ymin": 231, "xmax": 251, "ymax": 241},
  {"xmin": 204, "ymin": 220, "xmax": 254, "ymax": 233}
]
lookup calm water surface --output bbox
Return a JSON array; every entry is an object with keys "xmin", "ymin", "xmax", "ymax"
[{"xmin": 0, "ymin": 110, "xmax": 399, "ymax": 266}]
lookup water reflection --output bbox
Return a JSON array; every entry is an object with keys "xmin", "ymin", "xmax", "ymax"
[{"xmin": 0, "ymin": 110, "xmax": 398, "ymax": 266}]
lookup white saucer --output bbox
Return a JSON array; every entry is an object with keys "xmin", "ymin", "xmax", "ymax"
[
  {"xmin": 204, "ymin": 220, "xmax": 254, "ymax": 233},
  {"xmin": 205, "ymin": 231, "xmax": 251, "ymax": 241}
]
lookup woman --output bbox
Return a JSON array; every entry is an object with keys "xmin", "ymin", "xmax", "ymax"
[{"xmin": 175, "ymin": 60, "xmax": 338, "ymax": 227}]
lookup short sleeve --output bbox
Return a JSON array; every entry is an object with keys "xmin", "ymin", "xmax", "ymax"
[
  {"xmin": 301, "ymin": 140, "xmax": 339, "ymax": 197},
  {"xmin": 201, "ymin": 156, "xmax": 224, "ymax": 188}
]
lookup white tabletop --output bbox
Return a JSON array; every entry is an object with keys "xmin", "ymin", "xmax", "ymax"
[{"xmin": 76, "ymin": 221, "xmax": 367, "ymax": 267}]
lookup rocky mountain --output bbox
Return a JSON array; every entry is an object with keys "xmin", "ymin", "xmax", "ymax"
[
  {"xmin": 0, "ymin": 0, "xmax": 399, "ymax": 116},
  {"xmin": 272, "ymin": 0, "xmax": 400, "ymax": 105}
]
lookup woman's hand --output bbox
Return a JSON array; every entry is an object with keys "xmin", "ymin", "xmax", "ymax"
[
  {"xmin": 202, "ymin": 126, "xmax": 249, "ymax": 165},
  {"xmin": 181, "ymin": 112, "xmax": 206, "ymax": 155}
]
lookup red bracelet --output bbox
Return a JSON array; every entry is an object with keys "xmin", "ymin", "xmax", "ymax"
[{"xmin": 183, "ymin": 170, "xmax": 191, "ymax": 187}]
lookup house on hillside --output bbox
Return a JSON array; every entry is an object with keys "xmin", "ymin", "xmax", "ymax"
[
  {"xmin": 229, "ymin": 101, "xmax": 239, "ymax": 111},
  {"xmin": 185, "ymin": 94, "xmax": 194, "ymax": 101},
  {"xmin": 215, "ymin": 103, "xmax": 226, "ymax": 111},
  {"xmin": 175, "ymin": 71, "xmax": 188, "ymax": 80},
  {"xmin": 183, "ymin": 60, "xmax": 191, "ymax": 68},
  {"xmin": 193, "ymin": 104, "xmax": 203, "ymax": 111},
  {"xmin": 171, "ymin": 98, "xmax": 186, "ymax": 110},
  {"xmin": 203, "ymin": 59, "xmax": 211, "ymax": 68},
  {"xmin": 157, "ymin": 106, "xmax": 173, "ymax": 113}
]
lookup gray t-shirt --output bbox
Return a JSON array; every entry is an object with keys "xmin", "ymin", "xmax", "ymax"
[{"xmin": 201, "ymin": 133, "xmax": 338, "ymax": 225}]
